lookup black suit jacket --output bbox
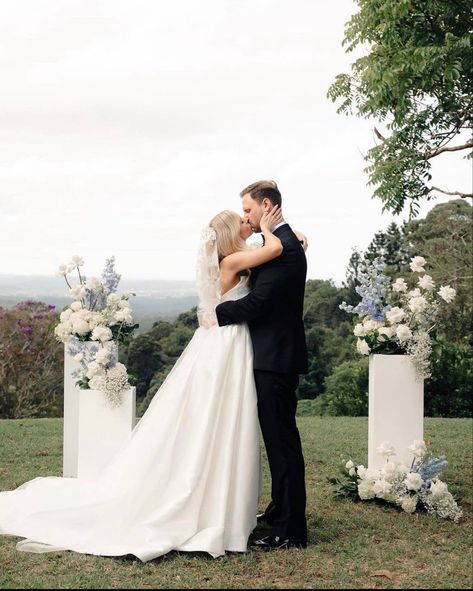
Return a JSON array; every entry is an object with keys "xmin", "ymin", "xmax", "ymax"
[{"xmin": 215, "ymin": 224, "xmax": 308, "ymax": 374}]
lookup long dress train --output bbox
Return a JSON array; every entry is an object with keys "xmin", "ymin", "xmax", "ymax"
[{"xmin": 0, "ymin": 277, "xmax": 260, "ymax": 561}]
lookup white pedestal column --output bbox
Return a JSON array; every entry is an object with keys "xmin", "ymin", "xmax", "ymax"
[
  {"xmin": 77, "ymin": 387, "xmax": 136, "ymax": 480},
  {"xmin": 368, "ymin": 354, "xmax": 424, "ymax": 470}
]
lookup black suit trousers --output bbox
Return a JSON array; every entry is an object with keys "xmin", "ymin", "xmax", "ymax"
[{"xmin": 254, "ymin": 369, "xmax": 307, "ymax": 541}]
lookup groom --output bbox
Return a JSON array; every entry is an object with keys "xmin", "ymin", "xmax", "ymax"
[{"xmin": 215, "ymin": 180, "xmax": 308, "ymax": 551}]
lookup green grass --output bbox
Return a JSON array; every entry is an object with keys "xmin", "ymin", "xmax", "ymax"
[{"xmin": 0, "ymin": 417, "xmax": 471, "ymax": 589}]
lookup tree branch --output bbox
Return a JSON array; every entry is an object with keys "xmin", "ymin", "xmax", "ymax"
[
  {"xmin": 427, "ymin": 140, "xmax": 473, "ymax": 159},
  {"xmin": 430, "ymin": 186, "xmax": 473, "ymax": 198}
]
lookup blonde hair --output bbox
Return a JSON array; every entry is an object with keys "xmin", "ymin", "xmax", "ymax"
[{"xmin": 209, "ymin": 210, "xmax": 247, "ymax": 262}]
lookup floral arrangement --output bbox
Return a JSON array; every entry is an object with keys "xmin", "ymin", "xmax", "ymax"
[
  {"xmin": 329, "ymin": 439, "xmax": 463, "ymax": 522},
  {"xmin": 340, "ymin": 255, "xmax": 456, "ymax": 379},
  {"xmin": 54, "ymin": 255, "xmax": 138, "ymax": 406}
]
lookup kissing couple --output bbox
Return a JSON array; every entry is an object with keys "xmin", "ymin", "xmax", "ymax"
[{"xmin": 0, "ymin": 180, "xmax": 309, "ymax": 561}]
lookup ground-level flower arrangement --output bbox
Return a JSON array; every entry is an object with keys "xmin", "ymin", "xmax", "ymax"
[
  {"xmin": 340, "ymin": 255, "xmax": 456, "ymax": 379},
  {"xmin": 54, "ymin": 255, "xmax": 138, "ymax": 407},
  {"xmin": 329, "ymin": 440, "xmax": 462, "ymax": 522}
]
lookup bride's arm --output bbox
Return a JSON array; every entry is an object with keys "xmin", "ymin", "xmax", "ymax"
[
  {"xmin": 293, "ymin": 230, "xmax": 308, "ymax": 252},
  {"xmin": 220, "ymin": 206, "xmax": 284, "ymax": 274}
]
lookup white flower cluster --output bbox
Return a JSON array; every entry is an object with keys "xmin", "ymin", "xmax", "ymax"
[
  {"xmin": 54, "ymin": 256, "xmax": 136, "ymax": 406},
  {"xmin": 343, "ymin": 440, "xmax": 462, "ymax": 522},
  {"xmin": 351, "ymin": 255, "xmax": 456, "ymax": 379}
]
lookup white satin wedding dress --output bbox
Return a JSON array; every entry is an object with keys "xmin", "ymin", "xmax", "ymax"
[{"xmin": 0, "ymin": 276, "xmax": 260, "ymax": 562}]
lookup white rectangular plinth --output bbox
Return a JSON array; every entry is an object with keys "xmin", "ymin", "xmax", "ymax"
[
  {"xmin": 77, "ymin": 387, "xmax": 136, "ymax": 480},
  {"xmin": 368, "ymin": 354, "xmax": 424, "ymax": 470}
]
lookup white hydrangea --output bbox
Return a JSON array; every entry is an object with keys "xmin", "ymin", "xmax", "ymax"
[
  {"xmin": 54, "ymin": 322, "xmax": 72, "ymax": 343},
  {"xmin": 91, "ymin": 326, "xmax": 113, "ymax": 343},
  {"xmin": 60, "ymin": 309, "xmax": 73, "ymax": 322},
  {"xmin": 358, "ymin": 480, "xmax": 376, "ymax": 500},
  {"xmin": 381, "ymin": 462, "xmax": 398, "ymax": 482},
  {"xmin": 86, "ymin": 361, "xmax": 104, "ymax": 380},
  {"xmin": 400, "ymin": 496, "xmax": 417, "ymax": 514},
  {"xmin": 69, "ymin": 284, "xmax": 85, "ymax": 300},
  {"xmin": 373, "ymin": 479, "xmax": 392, "ymax": 499},
  {"xmin": 72, "ymin": 319, "xmax": 90, "ymax": 336},
  {"xmin": 70, "ymin": 301, "xmax": 83, "ymax": 312},
  {"xmin": 96, "ymin": 347, "xmax": 111, "ymax": 365}
]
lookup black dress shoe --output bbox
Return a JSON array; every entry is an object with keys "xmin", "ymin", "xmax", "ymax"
[
  {"xmin": 252, "ymin": 535, "xmax": 307, "ymax": 551},
  {"xmin": 256, "ymin": 512, "xmax": 272, "ymax": 524}
]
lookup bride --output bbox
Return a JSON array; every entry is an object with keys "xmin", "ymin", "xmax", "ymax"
[{"xmin": 0, "ymin": 206, "xmax": 286, "ymax": 562}]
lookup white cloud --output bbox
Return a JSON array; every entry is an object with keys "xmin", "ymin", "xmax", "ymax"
[{"xmin": 0, "ymin": 0, "xmax": 469, "ymax": 283}]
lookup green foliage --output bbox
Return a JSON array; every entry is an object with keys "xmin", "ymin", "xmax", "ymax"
[
  {"xmin": 426, "ymin": 336, "xmax": 472, "ymax": 418},
  {"xmin": 312, "ymin": 359, "xmax": 369, "ymax": 417},
  {"xmin": 328, "ymin": 0, "xmax": 473, "ymax": 215}
]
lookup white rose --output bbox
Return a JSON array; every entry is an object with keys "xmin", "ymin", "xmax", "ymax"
[
  {"xmin": 70, "ymin": 255, "xmax": 84, "ymax": 267},
  {"xmin": 357, "ymin": 465, "xmax": 367, "ymax": 480},
  {"xmin": 54, "ymin": 322, "xmax": 72, "ymax": 343},
  {"xmin": 358, "ymin": 480, "xmax": 376, "ymax": 500},
  {"xmin": 438, "ymin": 285, "xmax": 456, "ymax": 303},
  {"xmin": 393, "ymin": 278, "xmax": 408, "ymax": 292},
  {"xmin": 378, "ymin": 326, "xmax": 396, "ymax": 338},
  {"xmin": 72, "ymin": 319, "xmax": 91, "ymax": 336},
  {"xmin": 114, "ymin": 309, "xmax": 133, "ymax": 324},
  {"xmin": 91, "ymin": 326, "xmax": 113, "ymax": 343},
  {"xmin": 400, "ymin": 496, "xmax": 417, "ymax": 514},
  {"xmin": 373, "ymin": 478, "xmax": 392, "ymax": 499},
  {"xmin": 356, "ymin": 338, "xmax": 371, "ymax": 355},
  {"xmin": 430, "ymin": 479, "xmax": 448, "ymax": 500},
  {"xmin": 396, "ymin": 324, "xmax": 413, "ymax": 343},
  {"xmin": 95, "ymin": 348, "xmax": 111, "ymax": 365},
  {"xmin": 73, "ymin": 352, "xmax": 84, "ymax": 362},
  {"xmin": 376, "ymin": 441, "xmax": 396, "ymax": 458},
  {"xmin": 88, "ymin": 313, "xmax": 104, "ymax": 330},
  {"xmin": 69, "ymin": 284, "xmax": 85, "ymax": 300},
  {"xmin": 354, "ymin": 323, "xmax": 366, "ymax": 337},
  {"xmin": 408, "ymin": 288, "xmax": 422, "ymax": 298},
  {"xmin": 86, "ymin": 276, "xmax": 102, "ymax": 290},
  {"xmin": 365, "ymin": 468, "xmax": 380, "ymax": 481},
  {"xmin": 70, "ymin": 301, "xmax": 83, "ymax": 311},
  {"xmin": 345, "ymin": 460, "xmax": 354, "ymax": 470},
  {"xmin": 362, "ymin": 319, "xmax": 378, "ymax": 333},
  {"xmin": 386, "ymin": 306, "xmax": 405, "ymax": 324},
  {"xmin": 55, "ymin": 264, "xmax": 68, "ymax": 277},
  {"xmin": 89, "ymin": 375, "xmax": 106, "ymax": 391},
  {"xmin": 409, "ymin": 256, "xmax": 426, "ymax": 273},
  {"xmin": 382, "ymin": 462, "xmax": 398, "ymax": 482},
  {"xmin": 409, "ymin": 296, "xmax": 427, "ymax": 314},
  {"xmin": 118, "ymin": 299, "xmax": 131, "ymax": 309},
  {"xmin": 418, "ymin": 274, "xmax": 435, "ymax": 291},
  {"xmin": 396, "ymin": 464, "xmax": 409, "ymax": 476},
  {"xmin": 408, "ymin": 439, "xmax": 427, "ymax": 458},
  {"xmin": 86, "ymin": 361, "xmax": 103, "ymax": 379},
  {"xmin": 107, "ymin": 293, "xmax": 120, "ymax": 305},
  {"xmin": 60, "ymin": 309, "xmax": 73, "ymax": 322},
  {"xmin": 349, "ymin": 467, "xmax": 356, "ymax": 477},
  {"xmin": 404, "ymin": 472, "xmax": 423, "ymax": 491}
]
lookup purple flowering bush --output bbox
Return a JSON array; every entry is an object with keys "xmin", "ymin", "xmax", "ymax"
[{"xmin": 0, "ymin": 301, "xmax": 63, "ymax": 418}]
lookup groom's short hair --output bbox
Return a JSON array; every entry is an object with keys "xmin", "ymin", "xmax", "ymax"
[{"xmin": 240, "ymin": 180, "xmax": 282, "ymax": 207}]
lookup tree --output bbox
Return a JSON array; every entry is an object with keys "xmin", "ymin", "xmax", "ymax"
[{"xmin": 328, "ymin": 0, "xmax": 473, "ymax": 216}]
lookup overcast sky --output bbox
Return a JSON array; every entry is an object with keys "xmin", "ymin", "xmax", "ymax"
[{"xmin": 0, "ymin": 0, "xmax": 469, "ymax": 285}]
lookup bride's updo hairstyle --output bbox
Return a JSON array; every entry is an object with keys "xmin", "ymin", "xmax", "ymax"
[{"xmin": 209, "ymin": 210, "xmax": 247, "ymax": 262}]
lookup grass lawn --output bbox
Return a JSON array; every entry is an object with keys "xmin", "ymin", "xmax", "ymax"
[{"xmin": 0, "ymin": 416, "xmax": 471, "ymax": 589}]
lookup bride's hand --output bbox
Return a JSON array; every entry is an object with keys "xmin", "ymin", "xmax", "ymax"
[
  {"xmin": 294, "ymin": 230, "xmax": 308, "ymax": 252},
  {"xmin": 260, "ymin": 205, "xmax": 283, "ymax": 233}
]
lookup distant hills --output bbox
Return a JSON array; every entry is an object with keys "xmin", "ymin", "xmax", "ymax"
[{"xmin": 0, "ymin": 275, "xmax": 198, "ymax": 333}]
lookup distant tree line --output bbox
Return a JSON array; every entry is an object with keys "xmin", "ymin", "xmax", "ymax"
[{"xmin": 0, "ymin": 200, "xmax": 471, "ymax": 419}]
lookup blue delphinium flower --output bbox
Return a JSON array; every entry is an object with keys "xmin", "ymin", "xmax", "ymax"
[
  {"xmin": 102, "ymin": 256, "xmax": 121, "ymax": 294},
  {"xmin": 418, "ymin": 456, "xmax": 449, "ymax": 482},
  {"xmin": 340, "ymin": 256, "xmax": 390, "ymax": 322}
]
